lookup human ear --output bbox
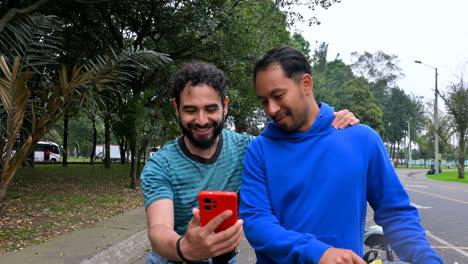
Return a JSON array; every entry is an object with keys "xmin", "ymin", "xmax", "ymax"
[
  {"xmin": 172, "ymin": 98, "xmax": 180, "ymax": 117},
  {"xmin": 302, "ymin": 74, "xmax": 313, "ymax": 96},
  {"xmin": 223, "ymin": 96, "xmax": 229, "ymax": 116}
]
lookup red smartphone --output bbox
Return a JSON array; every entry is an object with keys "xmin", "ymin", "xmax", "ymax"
[{"xmin": 198, "ymin": 191, "xmax": 238, "ymax": 233}]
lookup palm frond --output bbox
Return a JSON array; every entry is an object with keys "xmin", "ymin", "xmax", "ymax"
[
  {"xmin": 0, "ymin": 13, "xmax": 63, "ymax": 74},
  {"xmin": 0, "ymin": 56, "xmax": 33, "ymax": 179},
  {"xmin": 86, "ymin": 46, "xmax": 172, "ymax": 84}
]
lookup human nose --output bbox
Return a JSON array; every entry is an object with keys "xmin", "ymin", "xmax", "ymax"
[
  {"xmin": 197, "ymin": 111, "xmax": 209, "ymax": 126},
  {"xmin": 265, "ymin": 100, "xmax": 280, "ymax": 117}
]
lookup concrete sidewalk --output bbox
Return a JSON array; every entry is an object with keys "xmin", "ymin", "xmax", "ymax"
[
  {"xmin": 0, "ymin": 205, "xmax": 257, "ymax": 264},
  {"xmin": 0, "ymin": 207, "xmax": 150, "ymax": 264}
]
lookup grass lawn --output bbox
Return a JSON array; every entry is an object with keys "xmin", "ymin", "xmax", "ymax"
[
  {"xmin": 395, "ymin": 166, "xmax": 431, "ymax": 169},
  {"xmin": 426, "ymin": 170, "xmax": 468, "ymax": 184},
  {"xmin": 0, "ymin": 165, "xmax": 144, "ymax": 255}
]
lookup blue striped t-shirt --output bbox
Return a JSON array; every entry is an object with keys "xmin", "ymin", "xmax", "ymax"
[{"xmin": 141, "ymin": 129, "xmax": 254, "ymax": 235}]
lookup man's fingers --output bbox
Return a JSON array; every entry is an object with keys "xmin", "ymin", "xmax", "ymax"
[
  {"xmin": 333, "ymin": 111, "xmax": 360, "ymax": 129},
  {"xmin": 332, "ymin": 110, "xmax": 348, "ymax": 122},
  {"xmin": 339, "ymin": 114, "xmax": 354, "ymax": 129},
  {"xmin": 332, "ymin": 110, "xmax": 350, "ymax": 128},
  {"xmin": 204, "ymin": 210, "xmax": 233, "ymax": 232},
  {"xmin": 352, "ymin": 252, "xmax": 367, "ymax": 264},
  {"xmin": 184, "ymin": 211, "xmax": 242, "ymax": 260},
  {"xmin": 319, "ymin": 248, "xmax": 365, "ymax": 264},
  {"xmin": 211, "ymin": 220, "xmax": 243, "ymax": 255},
  {"xmin": 334, "ymin": 114, "xmax": 350, "ymax": 129}
]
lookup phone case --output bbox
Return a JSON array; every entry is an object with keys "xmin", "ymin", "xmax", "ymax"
[{"xmin": 198, "ymin": 191, "xmax": 238, "ymax": 233}]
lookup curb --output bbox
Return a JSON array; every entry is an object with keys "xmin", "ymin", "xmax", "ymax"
[{"xmin": 81, "ymin": 228, "xmax": 149, "ymax": 264}]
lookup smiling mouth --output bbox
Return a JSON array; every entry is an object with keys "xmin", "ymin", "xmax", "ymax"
[
  {"xmin": 190, "ymin": 124, "xmax": 215, "ymax": 135},
  {"xmin": 274, "ymin": 113, "xmax": 287, "ymax": 123},
  {"xmin": 195, "ymin": 127, "xmax": 211, "ymax": 132}
]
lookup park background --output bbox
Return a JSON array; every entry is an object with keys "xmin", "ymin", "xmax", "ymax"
[{"xmin": 1, "ymin": 0, "xmax": 467, "ymax": 255}]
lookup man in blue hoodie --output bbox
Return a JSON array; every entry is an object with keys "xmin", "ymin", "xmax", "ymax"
[{"xmin": 239, "ymin": 46, "xmax": 443, "ymax": 264}]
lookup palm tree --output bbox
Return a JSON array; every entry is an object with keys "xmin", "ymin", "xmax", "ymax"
[
  {"xmin": 0, "ymin": 13, "xmax": 171, "ymax": 216},
  {"xmin": 440, "ymin": 79, "xmax": 468, "ymax": 179}
]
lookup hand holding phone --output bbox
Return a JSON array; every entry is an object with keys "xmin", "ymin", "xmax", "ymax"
[{"xmin": 198, "ymin": 191, "xmax": 238, "ymax": 233}]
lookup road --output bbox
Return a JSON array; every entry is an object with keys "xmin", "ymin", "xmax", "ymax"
[
  {"xmin": 395, "ymin": 169, "xmax": 468, "ymax": 264},
  {"xmin": 129, "ymin": 169, "xmax": 467, "ymax": 264}
]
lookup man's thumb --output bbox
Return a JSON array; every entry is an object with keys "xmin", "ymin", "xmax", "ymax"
[{"xmin": 191, "ymin": 208, "xmax": 201, "ymax": 226}]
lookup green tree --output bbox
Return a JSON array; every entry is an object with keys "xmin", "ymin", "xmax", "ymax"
[
  {"xmin": 343, "ymin": 77, "xmax": 384, "ymax": 135},
  {"xmin": 0, "ymin": 13, "xmax": 170, "ymax": 215},
  {"xmin": 67, "ymin": 113, "xmax": 104, "ymax": 158},
  {"xmin": 312, "ymin": 56, "xmax": 355, "ymax": 110},
  {"xmin": 350, "ymin": 51, "xmax": 404, "ymax": 86},
  {"xmin": 383, "ymin": 88, "xmax": 411, "ymax": 159},
  {"xmin": 311, "ymin": 41, "xmax": 328, "ymax": 71},
  {"xmin": 290, "ymin": 33, "xmax": 311, "ymax": 59},
  {"xmin": 414, "ymin": 112, "xmax": 453, "ymax": 168},
  {"xmin": 350, "ymin": 51, "xmax": 404, "ymax": 109},
  {"xmin": 440, "ymin": 78, "xmax": 468, "ymax": 179},
  {"xmin": 415, "ymin": 131, "xmax": 432, "ymax": 167}
]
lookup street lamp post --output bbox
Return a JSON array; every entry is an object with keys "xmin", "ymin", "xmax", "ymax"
[
  {"xmin": 407, "ymin": 121, "xmax": 411, "ymax": 168},
  {"xmin": 414, "ymin": 60, "xmax": 439, "ymax": 175}
]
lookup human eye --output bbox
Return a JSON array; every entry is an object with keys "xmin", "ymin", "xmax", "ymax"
[
  {"xmin": 184, "ymin": 108, "xmax": 196, "ymax": 114},
  {"xmin": 274, "ymin": 93, "xmax": 284, "ymax": 100},
  {"xmin": 207, "ymin": 107, "xmax": 218, "ymax": 113}
]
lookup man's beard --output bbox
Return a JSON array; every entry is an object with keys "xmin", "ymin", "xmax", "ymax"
[{"xmin": 178, "ymin": 115, "xmax": 224, "ymax": 150}]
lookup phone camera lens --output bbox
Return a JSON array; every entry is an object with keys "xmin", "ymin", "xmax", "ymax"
[
  {"xmin": 204, "ymin": 205, "xmax": 212, "ymax": 211},
  {"xmin": 204, "ymin": 198, "xmax": 211, "ymax": 204}
]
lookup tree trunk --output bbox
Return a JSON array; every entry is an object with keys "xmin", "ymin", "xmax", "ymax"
[
  {"xmin": 130, "ymin": 151, "xmax": 137, "ymax": 189},
  {"xmin": 396, "ymin": 143, "xmax": 400, "ymax": 166},
  {"xmin": 136, "ymin": 141, "xmax": 149, "ymax": 180},
  {"xmin": 62, "ymin": 110, "xmax": 69, "ymax": 167},
  {"xmin": 0, "ymin": 183, "xmax": 7, "ymax": 217},
  {"xmin": 120, "ymin": 145, "xmax": 126, "ymax": 165},
  {"xmin": 21, "ymin": 148, "xmax": 35, "ymax": 168},
  {"xmin": 458, "ymin": 132, "xmax": 466, "ymax": 179},
  {"xmin": 389, "ymin": 143, "xmax": 393, "ymax": 160},
  {"xmin": 137, "ymin": 155, "xmax": 142, "ymax": 179},
  {"xmin": 114, "ymin": 135, "xmax": 126, "ymax": 165},
  {"xmin": 129, "ymin": 124, "xmax": 138, "ymax": 189},
  {"xmin": 104, "ymin": 114, "xmax": 111, "ymax": 169},
  {"xmin": 90, "ymin": 117, "xmax": 97, "ymax": 165}
]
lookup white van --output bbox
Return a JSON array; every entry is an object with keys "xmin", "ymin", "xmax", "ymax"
[
  {"xmin": 95, "ymin": 144, "xmax": 124, "ymax": 162},
  {"xmin": 34, "ymin": 141, "xmax": 61, "ymax": 163}
]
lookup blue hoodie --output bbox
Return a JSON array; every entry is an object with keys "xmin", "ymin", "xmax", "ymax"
[{"xmin": 239, "ymin": 103, "xmax": 442, "ymax": 264}]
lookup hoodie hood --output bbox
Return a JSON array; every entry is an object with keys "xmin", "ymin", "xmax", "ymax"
[{"xmin": 260, "ymin": 102, "xmax": 335, "ymax": 140}]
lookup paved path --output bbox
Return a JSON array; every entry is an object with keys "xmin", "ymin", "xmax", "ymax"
[{"xmin": 0, "ymin": 207, "xmax": 149, "ymax": 264}]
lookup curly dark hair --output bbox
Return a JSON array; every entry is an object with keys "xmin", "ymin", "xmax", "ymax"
[{"xmin": 170, "ymin": 62, "xmax": 228, "ymax": 107}]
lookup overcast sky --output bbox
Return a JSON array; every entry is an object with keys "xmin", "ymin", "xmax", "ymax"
[{"xmin": 294, "ymin": 0, "xmax": 468, "ymax": 107}]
